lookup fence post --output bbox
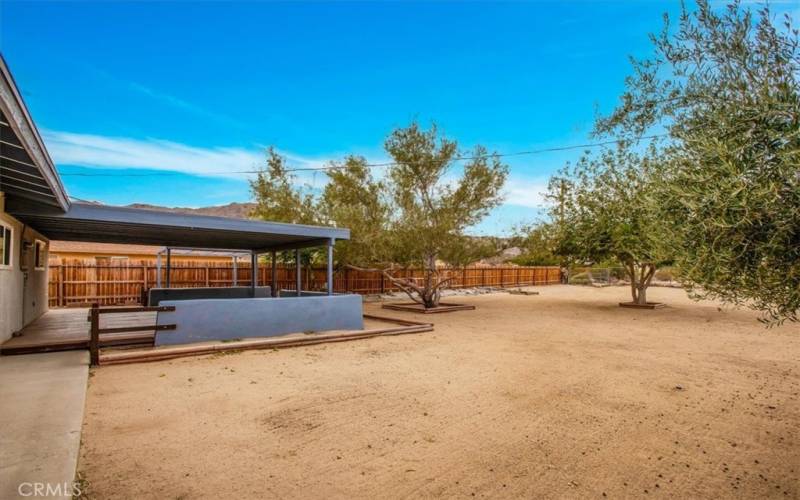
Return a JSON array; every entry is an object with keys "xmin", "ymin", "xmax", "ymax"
[{"xmin": 89, "ymin": 302, "xmax": 100, "ymax": 366}]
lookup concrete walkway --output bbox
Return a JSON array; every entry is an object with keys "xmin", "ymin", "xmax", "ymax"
[{"xmin": 0, "ymin": 351, "xmax": 88, "ymax": 499}]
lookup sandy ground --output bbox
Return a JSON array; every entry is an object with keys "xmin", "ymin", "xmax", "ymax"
[{"xmin": 78, "ymin": 286, "xmax": 800, "ymax": 499}]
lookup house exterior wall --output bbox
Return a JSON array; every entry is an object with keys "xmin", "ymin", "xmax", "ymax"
[{"xmin": 0, "ymin": 192, "xmax": 50, "ymax": 342}]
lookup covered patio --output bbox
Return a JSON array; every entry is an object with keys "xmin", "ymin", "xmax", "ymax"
[
  {"xmin": 9, "ymin": 200, "xmax": 349, "ymax": 298},
  {"xmin": 2, "ymin": 200, "xmax": 367, "ymax": 359}
]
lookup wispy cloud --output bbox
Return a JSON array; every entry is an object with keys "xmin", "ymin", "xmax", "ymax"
[
  {"xmin": 81, "ymin": 62, "xmax": 248, "ymax": 129},
  {"xmin": 45, "ymin": 130, "xmax": 292, "ymax": 178},
  {"xmin": 126, "ymin": 81, "xmax": 247, "ymax": 129},
  {"xmin": 504, "ymin": 177, "xmax": 549, "ymax": 209},
  {"xmin": 41, "ymin": 130, "xmax": 382, "ymax": 187},
  {"xmin": 45, "ymin": 129, "xmax": 553, "ymax": 214}
]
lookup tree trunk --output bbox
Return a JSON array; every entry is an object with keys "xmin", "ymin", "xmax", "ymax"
[
  {"xmin": 626, "ymin": 261, "xmax": 656, "ymax": 305},
  {"xmin": 636, "ymin": 284, "xmax": 647, "ymax": 305},
  {"xmin": 420, "ymin": 254, "xmax": 440, "ymax": 308},
  {"xmin": 346, "ymin": 263, "xmax": 454, "ymax": 309}
]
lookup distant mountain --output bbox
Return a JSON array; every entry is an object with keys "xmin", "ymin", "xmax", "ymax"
[{"xmin": 124, "ymin": 202, "xmax": 256, "ymax": 219}]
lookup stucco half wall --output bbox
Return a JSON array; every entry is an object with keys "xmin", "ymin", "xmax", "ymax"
[{"xmin": 154, "ymin": 295, "xmax": 364, "ymax": 346}]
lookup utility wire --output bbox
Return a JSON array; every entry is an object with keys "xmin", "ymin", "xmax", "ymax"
[{"xmin": 56, "ymin": 133, "xmax": 668, "ymax": 178}]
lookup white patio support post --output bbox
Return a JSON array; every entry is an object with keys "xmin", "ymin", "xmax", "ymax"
[
  {"xmin": 232, "ymin": 256, "xmax": 238, "ymax": 286},
  {"xmin": 271, "ymin": 251, "xmax": 277, "ymax": 297},
  {"xmin": 295, "ymin": 248, "xmax": 302, "ymax": 297},
  {"xmin": 251, "ymin": 251, "xmax": 258, "ymax": 296},
  {"xmin": 326, "ymin": 238, "xmax": 334, "ymax": 296},
  {"xmin": 165, "ymin": 247, "xmax": 172, "ymax": 288},
  {"xmin": 156, "ymin": 252, "xmax": 162, "ymax": 288}
]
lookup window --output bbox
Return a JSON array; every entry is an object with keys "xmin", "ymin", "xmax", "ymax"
[
  {"xmin": 0, "ymin": 223, "xmax": 12, "ymax": 269},
  {"xmin": 34, "ymin": 239, "xmax": 46, "ymax": 270}
]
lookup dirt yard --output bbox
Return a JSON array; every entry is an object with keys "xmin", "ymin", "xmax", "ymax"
[{"xmin": 78, "ymin": 286, "xmax": 799, "ymax": 499}]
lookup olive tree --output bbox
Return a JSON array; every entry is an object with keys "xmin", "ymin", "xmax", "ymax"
[
  {"xmin": 252, "ymin": 125, "xmax": 508, "ymax": 306},
  {"xmin": 550, "ymin": 146, "xmax": 670, "ymax": 305},
  {"xmin": 510, "ymin": 223, "xmax": 561, "ymax": 267},
  {"xmin": 596, "ymin": 1, "xmax": 800, "ymax": 323},
  {"xmin": 348, "ymin": 122, "xmax": 508, "ymax": 308},
  {"xmin": 249, "ymin": 147, "xmax": 320, "ymax": 285},
  {"xmin": 249, "ymin": 147, "xmax": 317, "ymax": 225},
  {"xmin": 318, "ymin": 155, "xmax": 390, "ymax": 267}
]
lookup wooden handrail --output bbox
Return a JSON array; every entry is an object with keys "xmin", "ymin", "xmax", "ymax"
[
  {"xmin": 89, "ymin": 303, "xmax": 176, "ymax": 366},
  {"xmin": 97, "ymin": 324, "xmax": 175, "ymax": 335},
  {"xmin": 97, "ymin": 305, "xmax": 176, "ymax": 314}
]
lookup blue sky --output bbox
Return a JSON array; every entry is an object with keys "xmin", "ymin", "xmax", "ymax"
[{"xmin": 2, "ymin": 1, "xmax": 797, "ymax": 235}]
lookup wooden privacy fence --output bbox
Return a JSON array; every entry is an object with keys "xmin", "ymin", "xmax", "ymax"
[{"xmin": 48, "ymin": 260, "xmax": 562, "ymax": 307}]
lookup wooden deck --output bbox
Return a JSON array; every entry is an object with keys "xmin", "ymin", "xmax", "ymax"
[{"xmin": 1, "ymin": 308, "xmax": 157, "ymax": 355}]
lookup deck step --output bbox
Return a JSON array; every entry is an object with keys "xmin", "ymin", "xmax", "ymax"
[
  {"xmin": 1, "ymin": 333, "xmax": 155, "ymax": 355},
  {"xmin": 1, "ymin": 308, "xmax": 157, "ymax": 356}
]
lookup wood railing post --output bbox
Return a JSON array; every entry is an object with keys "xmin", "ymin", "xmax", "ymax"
[{"xmin": 90, "ymin": 302, "xmax": 100, "ymax": 366}]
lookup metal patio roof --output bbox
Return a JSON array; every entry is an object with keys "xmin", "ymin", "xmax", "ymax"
[{"xmin": 8, "ymin": 201, "xmax": 349, "ymax": 251}]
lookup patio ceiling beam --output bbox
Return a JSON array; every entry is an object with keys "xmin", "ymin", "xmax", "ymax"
[
  {"xmin": 0, "ymin": 58, "xmax": 70, "ymax": 211},
  {"xmin": 0, "ymin": 162, "xmax": 48, "ymax": 181},
  {"xmin": 0, "ymin": 181, "xmax": 58, "ymax": 199},
  {"xmin": 0, "ymin": 169, "xmax": 54, "ymax": 192},
  {"xmin": 255, "ymin": 238, "xmax": 330, "ymax": 253},
  {"xmin": 156, "ymin": 246, "xmax": 253, "ymax": 256}
]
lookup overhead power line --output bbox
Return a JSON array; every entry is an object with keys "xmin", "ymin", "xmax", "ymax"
[{"xmin": 57, "ymin": 133, "xmax": 668, "ymax": 178}]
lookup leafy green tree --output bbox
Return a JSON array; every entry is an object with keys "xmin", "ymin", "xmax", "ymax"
[
  {"xmin": 252, "ymin": 126, "xmax": 508, "ymax": 304},
  {"xmin": 250, "ymin": 147, "xmax": 320, "ymax": 284},
  {"xmin": 249, "ymin": 147, "xmax": 317, "ymax": 225},
  {"xmin": 349, "ymin": 122, "xmax": 508, "ymax": 308},
  {"xmin": 319, "ymin": 155, "xmax": 390, "ymax": 267},
  {"xmin": 550, "ymin": 146, "xmax": 670, "ymax": 305},
  {"xmin": 439, "ymin": 235, "xmax": 503, "ymax": 269},
  {"xmin": 510, "ymin": 223, "xmax": 561, "ymax": 267},
  {"xmin": 596, "ymin": 1, "xmax": 800, "ymax": 323}
]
